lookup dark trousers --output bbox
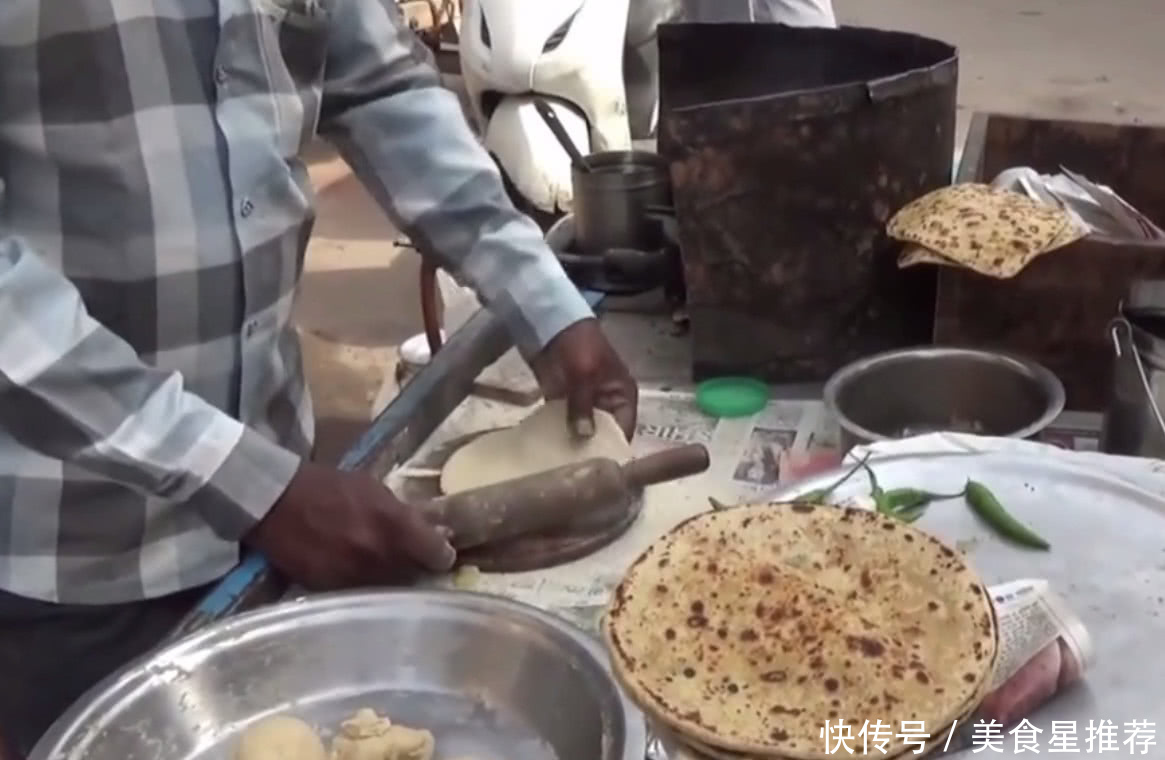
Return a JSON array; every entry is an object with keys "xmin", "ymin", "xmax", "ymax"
[{"xmin": 0, "ymin": 586, "xmax": 208, "ymax": 758}]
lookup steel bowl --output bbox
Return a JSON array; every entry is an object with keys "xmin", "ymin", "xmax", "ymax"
[
  {"xmin": 32, "ymin": 591, "xmax": 646, "ymax": 760},
  {"xmin": 824, "ymin": 347, "xmax": 1065, "ymax": 451}
]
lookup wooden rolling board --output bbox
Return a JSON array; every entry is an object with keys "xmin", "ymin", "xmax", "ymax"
[{"xmin": 395, "ymin": 431, "xmax": 644, "ymax": 572}]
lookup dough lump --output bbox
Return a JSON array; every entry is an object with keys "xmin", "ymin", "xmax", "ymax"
[
  {"xmin": 235, "ymin": 715, "xmax": 327, "ymax": 760},
  {"xmin": 440, "ymin": 400, "xmax": 632, "ymax": 495},
  {"xmin": 330, "ymin": 708, "xmax": 435, "ymax": 760}
]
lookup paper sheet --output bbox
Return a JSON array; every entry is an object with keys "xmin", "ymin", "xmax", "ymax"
[{"xmin": 390, "ymin": 389, "xmax": 1104, "ymax": 621}]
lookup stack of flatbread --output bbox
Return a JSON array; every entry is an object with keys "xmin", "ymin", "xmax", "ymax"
[
  {"xmin": 888, "ymin": 183, "xmax": 1087, "ymax": 278},
  {"xmin": 601, "ymin": 503, "xmax": 999, "ymax": 759}
]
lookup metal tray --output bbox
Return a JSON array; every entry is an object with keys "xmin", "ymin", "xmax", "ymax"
[
  {"xmin": 770, "ymin": 448, "xmax": 1165, "ymax": 751},
  {"xmin": 33, "ymin": 591, "xmax": 646, "ymax": 760}
]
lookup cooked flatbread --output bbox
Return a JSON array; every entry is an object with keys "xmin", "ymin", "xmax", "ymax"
[
  {"xmin": 897, "ymin": 219, "xmax": 1087, "ymax": 272},
  {"xmin": 667, "ymin": 677, "xmax": 992, "ymax": 760},
  {"xmin": 669, "ymin": 710, "xmax": 968, "ymax": 760},
  {"xmin": 665, "ymin": 644, "xmax": 1000, "ymax": 760},
  {"xmin": 440, "ymin": 400, "xmax": 631, "ymax": 495},
  {"xmin": 602, "ymin": 503, "xmax": 998, "ymax": 760},
  {"xmin": 887, "ymin": 183, "xmax": 1075, "ymax": 278},
  {"xmin": 897, "ymin": 244, "xmax": 958, "ymax": 270}
]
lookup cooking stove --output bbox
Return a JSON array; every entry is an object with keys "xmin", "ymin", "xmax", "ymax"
[{"xmin": 545, "ymin": 213, "xmax": 686, "ymax": 301}]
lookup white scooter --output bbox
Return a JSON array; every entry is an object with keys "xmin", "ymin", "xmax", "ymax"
[{"xmin": 459, "ymin": 0, "xmax": 683, "ymax": 225}]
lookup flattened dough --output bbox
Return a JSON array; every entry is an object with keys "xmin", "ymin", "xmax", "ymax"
[
  {"xmin": 330, "ymin": 708, "xmax": 435, "ymax": 760},
  {"xmin": 235, "ymin": 715, "xmax": 327, "ymax": 760},
  {"xmin": 440, "ymin": 400, "xmax": 632, "ymax": 495}
]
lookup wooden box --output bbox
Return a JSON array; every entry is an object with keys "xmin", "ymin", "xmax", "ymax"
[{"xmin": 934, "ymin": 113, "xmax": 1165, "ymax": 410}]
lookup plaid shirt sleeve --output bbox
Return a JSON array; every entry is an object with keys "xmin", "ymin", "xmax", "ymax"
[
  {"xmin": 318, "ymin": 0, "xmax": 594, "ymax": 358},
  {"xmin": 0, "ymin": 233, "xmax": 300, "ymax": 540}
]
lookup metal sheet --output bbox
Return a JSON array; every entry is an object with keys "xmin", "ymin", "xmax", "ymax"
[
  {"xmin": 768, "ymin": 449, "xmax": 1165, "ymax": 751},
  {"xmin": 33, "ymin": 591, "xmax": 646, "ymax": 760}
]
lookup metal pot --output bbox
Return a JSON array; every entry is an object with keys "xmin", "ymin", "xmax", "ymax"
[
  {"xmin": 571, "ymin": 150, "xmax": 672, "ymax": 256},
  {"xmin": 824, "ymin": 347, "xmax": 1066, "ymax": 452},
  {"xmin": 1100, "ymin": 311, "xmax": 1165, "ymax": 458},
  {"xmin": 1099, "ymin": 280, "xmax": 1165, "ymax": 458},
  {"xmin": 33, "ymin": 591, "xmax": 646, "ymax": 760}
]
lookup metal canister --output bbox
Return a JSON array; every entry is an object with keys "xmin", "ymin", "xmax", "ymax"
[
  {"xmin": 1099, "ymin": 280, "xmax": 1165, "ymax": 458},
  {"xmin": 571, "ymin": 150, "xmax": 672, "ymax": 256}
]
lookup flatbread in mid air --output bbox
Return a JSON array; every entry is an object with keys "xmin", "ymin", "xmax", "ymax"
[
  {"xmin": 898, "ymin": 219, "xmax": 1086, "ymax": 273},
  {"xmin": 602, "ymin": 502, "xmax": 999, "ymax": 760},
  {"xmin": 440, "ymin": 400, "xmax": 631, "ymax": 495},
  {"xmin": 887, "ymin": 183, "xmax": 1078, "ymax": 278},
  {"xmin": 897, "ymin": 244, "xmax": 960, "ymax": 270}
]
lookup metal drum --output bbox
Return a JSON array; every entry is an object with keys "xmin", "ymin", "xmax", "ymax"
[{"xmin": 658, "ymin": 23, "xmax": 958, "ymax": 381}]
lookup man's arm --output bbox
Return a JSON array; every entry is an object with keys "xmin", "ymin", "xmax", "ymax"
[
  {"xmin": 0, "ymin": 234, "xmax": 300, "ymax": 538},
  {"xmin": 317, "ymin": 0, "xmax": 593, "ymax": 358}
]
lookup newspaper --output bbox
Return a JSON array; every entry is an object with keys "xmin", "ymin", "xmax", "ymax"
[
  {"xmin": 938, "ymin": 578, "xmax": 1093, "ymax": 754},
  {"xmin": 631, "ymin": 389, "xmax": 1102, "ymax": 505},
  {"xmin": 407, "ymin": 389, "xmax": 1102, "ymax": 618}
]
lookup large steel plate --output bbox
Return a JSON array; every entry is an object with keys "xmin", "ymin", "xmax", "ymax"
[
  {"xmin": 769, "ymin": 449, "xmax": 1165, "ymax": 755},
  {"xmin": 32, "ymin": 591, "xmax": 646, "ymax": 760}
]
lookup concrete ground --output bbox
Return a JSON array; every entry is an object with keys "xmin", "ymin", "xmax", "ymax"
[
  {"xmin": 838, "ymin": 0, "xmax": 1164, "ymax": 137},
  {"xmin": 296, "ymin": 0, "xmax": 1163, "ymax": 461}
]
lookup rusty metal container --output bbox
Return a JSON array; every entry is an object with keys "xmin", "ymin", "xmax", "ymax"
[
  {"xmin": 658, "ymin": 23, "xmax": 958, "ymax": 382},
  {"xmin": 934, "ymin": 113, "xmax": 1165, "ymax": 410}
]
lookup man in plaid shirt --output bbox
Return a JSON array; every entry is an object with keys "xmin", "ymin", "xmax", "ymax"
[{"xmin": 0, "ymin": 1, "xmax": 638, "ymax": 753}]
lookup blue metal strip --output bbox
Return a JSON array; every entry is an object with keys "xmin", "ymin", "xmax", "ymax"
[{"xmin": 190, "ymin": 553, "xmax": 268, "ymax": 618}]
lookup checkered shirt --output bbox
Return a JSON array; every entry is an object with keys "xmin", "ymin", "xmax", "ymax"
[{"xmin": 0, "ymin": 0, "xmax": 593, "ymax": 603}]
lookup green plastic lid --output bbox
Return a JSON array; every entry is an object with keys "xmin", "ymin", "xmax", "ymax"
[{"xmin": 695, "ymin": 377, "xmax": 770, "ymax": 418}]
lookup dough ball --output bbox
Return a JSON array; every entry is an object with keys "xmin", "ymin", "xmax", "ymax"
[
  {"xmin": 235, "ymin": 715, "xmax": 327, "ymax": 760},
  {"xmin": 330, "ymin": 708, "xmax": 435, "ymax": 760},
  {"xmin": 440, "ymin": 400, "xmax": 632, "ymax": 495}
]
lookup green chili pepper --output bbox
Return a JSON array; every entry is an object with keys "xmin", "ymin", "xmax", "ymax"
[
  {"xmin": 964, "ymin": 480, "xmax": 1050, "ymax": 550},
  {"xmin": 883, "ymin": 487, "xmax": 967, "ymax": 513},
  {"xmin": 861, "ymin": 462, "xmax": 894, "ymax": 514},
  {"xmin": 894, "ymin": 504, "xmax": 928, "ymax": 524},
  {"xmin": 882, "ymin": 488, "xmax": 960, "ymax": 524},
  {"xmin": 799, "ymin": 453, "xmax": 871, "ymax": 503}
]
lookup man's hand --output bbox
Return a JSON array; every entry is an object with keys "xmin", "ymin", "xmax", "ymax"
[
  {"xmin": 243, "ymin": 462, "xmax": 456, "ymax": 590},
  {"xmin": 530, "ymin": 318, "xmax": 638, "ymax": 440}
]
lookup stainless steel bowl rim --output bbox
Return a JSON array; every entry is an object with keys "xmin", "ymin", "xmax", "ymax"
[
  {"xmin": 572, "ymin": 150, "xmax": 669, "ymax": 190},
  {"xmin": 34, "ymin": 590, "xmax": 647, "ymax": 760},
  {"xmin": 577, "ymin": 150, "xmax": 668, "ymax": 169},
  {"xmin": 823, "ymin": 346, "xmax": 1067, "ymax": 443},
  {"xmin": 544, "ymin": 213, "xmax": 576, "ymax": 252}
]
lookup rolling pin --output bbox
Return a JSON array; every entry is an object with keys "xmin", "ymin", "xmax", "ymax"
[{"xmin": 418, "ymin": 443, "xmax": 710, "ymax": 551}]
